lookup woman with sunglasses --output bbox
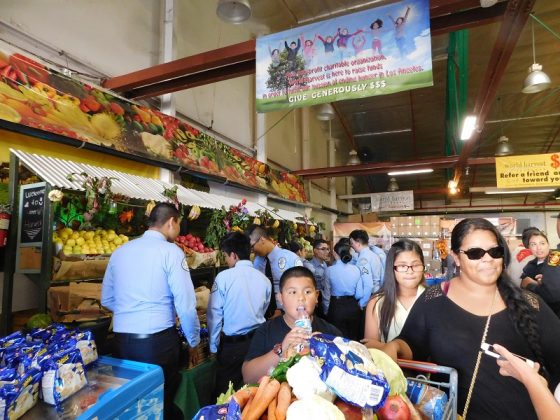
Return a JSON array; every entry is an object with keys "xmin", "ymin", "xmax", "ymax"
[
  {"xmin": 369, "ymin": 218, "xmax": 560, "ymax": 419},
  {"xmin": 361, "ymin": 239, "xmax": 425, "ymax": 345},
  {"xmin": 520, "ymin": 229, "xmax": 560, "ymax": 317}
]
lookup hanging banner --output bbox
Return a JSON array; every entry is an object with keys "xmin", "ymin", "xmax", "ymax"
[
  {"xmin": 0, "ymin": 45, "xmax": 307, "ymax": 202},
  {"xmin": 256, "ymin": 0, "xmax": 432, "ymax": 113},
  {"xmin": 495, "ymin": 153, "xmax": 560, "ymax": 188},
  {"xmin": 370, "ymin": 190, "xmax": 414, "ymax": 211}
]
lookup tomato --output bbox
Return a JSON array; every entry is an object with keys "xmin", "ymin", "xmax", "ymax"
[{"xmin": 376, "ymin": 395, "xmax": 411, "ymax": 420}]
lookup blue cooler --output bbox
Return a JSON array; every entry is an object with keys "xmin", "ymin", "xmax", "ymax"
[{"xmin": 79, "ymin": 356, "xmax": 164, "ymax": 419}]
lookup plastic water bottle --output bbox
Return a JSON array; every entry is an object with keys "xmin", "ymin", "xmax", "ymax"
[{"xmin": 294, "ymin": 307, "xmax": 312, "ymax": 353}]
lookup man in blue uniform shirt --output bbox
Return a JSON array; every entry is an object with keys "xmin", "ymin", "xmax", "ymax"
[
  {"xmin": 349, "ymin": 229, "xmax": 383, "ymax": 308},
  {"xmin": 207, "ymin": 232, "xmax": 271, "ymax": 397},
  {"xmin": 101, "ymin": 203, "xmax": 200, "ymax": 419},
  {"xmin": 247, "ymin": 225, "xmax": 303, "ymax": 315},
  {"xmin": 308, "ymin": 239, "xmax": 331, "ymax": 317}
]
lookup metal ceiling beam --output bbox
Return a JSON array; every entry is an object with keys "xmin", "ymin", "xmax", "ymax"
[
  {"xmin": 292, "ymin": 156, "xmax": 494, "ymax": 179},
  {"xmin": 104, "ymin": 3, "xmax": 509, "ymax": 99},
  {"xmin": 102, "ymin": 40, "xmax": 256, "ymax": 94},
  {"xmin": 431, "ymin": 2, "xmax": 507, "ymax": 36},
  {"xmin": 453, "ymin": 0, "xmax": 536, "ymax": 183}
]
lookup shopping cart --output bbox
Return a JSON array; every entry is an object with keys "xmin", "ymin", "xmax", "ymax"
[{"xmin": 397, "ymin": 359, "xmax": 458, "ymax": 420}]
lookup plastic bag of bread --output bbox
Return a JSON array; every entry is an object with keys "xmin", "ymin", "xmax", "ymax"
[
  {"xmin": 0, "ymin": 368, "xmax": 41, "ymax": 420},
  {"xmin": 41, "ymin": 347, "xmax": 87, "ymax": 408}
]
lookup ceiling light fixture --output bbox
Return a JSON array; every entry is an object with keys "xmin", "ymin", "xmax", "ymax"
[
  {"xmin": 387, "ymin": 177, "xmax": 399, "ymax": 192},
  {"xmin": 522, "ymin": 20, "xmax": 551, "ymax": 93},
  {"xmin": 494, "ymin": 97, "xmax": 514, "ymax": 156},
  {"xmin": 387, "ymin": 168, "xmax": 434, "ymax": 176},
  {"xmin": 480, "ymin": 0, "xmax": 498, "ymax": 7},
  {"xmin": 495, "ymin": 135, "xmax": 514, "ymax": 156},
  {"xmin": 460, "ymin": 115, "xmax": 477, "ymax": 140},
  {"xmin": 347, "ymin": 149, "xmax": 361, "ymax": 165},
  {"xmin": 448, "ymin": 180, "xmax": 459, "ymax": 195},
  {"xmin": 316, "ymin": 103, "xmax": 335, "ymax": 121},
  {"xmin": 216, "ymin": 0, "xmax": 252, "ymax": 24}
]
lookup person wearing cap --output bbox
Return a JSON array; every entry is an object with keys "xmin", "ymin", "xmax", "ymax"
[
  {"xmin": 247, "ymin": 225, "xmax": 303, "ymax": 313},
  {"xmin": 207, "ymin": 232, "xmax": 271, "ymax": 397},
  {"xmin": 101, "ymin": 202, "xmax": 200, "ymax": 419}
]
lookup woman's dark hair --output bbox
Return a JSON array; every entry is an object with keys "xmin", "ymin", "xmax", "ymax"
[
  {"xmin": 451, "ymin": 218, "xmax": 548, "ymax": 377},
  {"xmin": 370, "ymin": 19, "xmax": 383, "ymax": 29},
  {"xmin": 372, "ymin": 239, "xmax": 424, "ymax": 341},
  {"xmin": 334, "ymin": 239, "xmax": 353, "ymax": 264},
  {"xmin": 147, "ymin": 203, "xmax": 180, "ymax": 227},
  {"xmin": 279, "ymin": 266, "xmax": 316, "ymax": 291},
  {"xmin": 220, "ymin": 232, "xmax": 251, "ymax": 260},
  {"xmin": 349, "ymin": 229, "xmax": 369, "ymax": 245},
  {"xmin": 271, "ymin": 48, "xmax": 279, "ymax": 55},
  {"xmin": 287, "ymin": 241, "xmax": 302, "ymax": 254},
  {"xmin": 521, "ymin": 227, "xmax": 542, "ymax": 248}
]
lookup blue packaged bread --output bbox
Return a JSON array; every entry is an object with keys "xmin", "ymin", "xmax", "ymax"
[{"xmin": 310, "ymin": 334, "xmax": 390, "ymax": 410}]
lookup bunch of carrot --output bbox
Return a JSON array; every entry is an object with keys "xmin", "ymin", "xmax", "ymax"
[{"xmin": 233, "ymin": 375, "xmax": 293, "ymax": 420}]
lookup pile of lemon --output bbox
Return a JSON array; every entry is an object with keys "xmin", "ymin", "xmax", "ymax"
[{"xmin": 53, "ymin": 227, "xmax": 129, "ymax": 255}]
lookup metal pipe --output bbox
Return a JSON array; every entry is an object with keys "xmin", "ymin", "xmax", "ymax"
[
  {"xmin": 354, "ymin": 128, "xmax": 412, "ymax": 138},
  {"xmin": 486, "ymin": 112, "xmax": 560, "ymax": 124},
  {"xmin": 298, "ymin": 0, "xmax": 386, "ymax": 24}
]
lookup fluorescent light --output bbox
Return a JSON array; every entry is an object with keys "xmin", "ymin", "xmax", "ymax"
[
  {"xmin": 470, "ymin": 187, "xmax": 555, "ymax": 195},
  {"xmin": 387, "ymin": 168, "xmax": 434, "ymax": 176},
  {"xmin": 460, "ymin": 115, "xmax": 477, "ymax": 140}
]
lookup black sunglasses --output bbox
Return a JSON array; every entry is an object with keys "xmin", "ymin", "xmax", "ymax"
[{"xmin": 459, "ymin": 246, "xmax": 504, "ymax": 260}]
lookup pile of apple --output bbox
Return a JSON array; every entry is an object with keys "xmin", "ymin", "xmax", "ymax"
[
  {"xmin": 175, "ymin": 234, "xmax": 214, "ymax": 254},
  {"xmin": 53, "ymin": 227, "xmax": 129, "ymax": 255}
]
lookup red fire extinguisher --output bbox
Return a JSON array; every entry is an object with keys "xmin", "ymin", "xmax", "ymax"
[{"xmin": 0, "ymin": 211, "xmax": 10, "ymax": 247}]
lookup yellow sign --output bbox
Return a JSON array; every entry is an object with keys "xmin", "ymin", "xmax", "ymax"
[{"xmin": 495, "ymin": 153, "xmax": 560, "ymax": 188}]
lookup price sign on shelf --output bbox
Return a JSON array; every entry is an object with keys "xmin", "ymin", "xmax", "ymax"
[{"xmin": 19, "ymin": 183, "xmax": 46, "ymax": 245}]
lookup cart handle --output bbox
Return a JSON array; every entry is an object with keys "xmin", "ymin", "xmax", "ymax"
[{"xmin": 397, "ymin": 359, "xmax": 456, "ymax": 375}]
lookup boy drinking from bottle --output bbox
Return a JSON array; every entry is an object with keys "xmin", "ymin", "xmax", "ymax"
[{"xmin": 242, "ymin": 267, "xmax": 341, "ymax": 384}]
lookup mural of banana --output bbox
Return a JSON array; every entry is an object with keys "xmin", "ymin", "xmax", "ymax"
[
  {"xmin": 187, "ymin": 205, "xmax": 201, "ymax": 221},
  {"xmin": 145, "ymin": 200, "xmax": 156, "ymax": 217}
]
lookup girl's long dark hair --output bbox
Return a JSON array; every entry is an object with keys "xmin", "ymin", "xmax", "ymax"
[
  {"xmin": 372, "ymin": 239, "xmax": 424, "ymax": 342},
  {"xmin": 334, "ymin": 239, "xmax": 353, "ymax": 264},
  {"xmin": 451, "ymin": 218, "xmax": 547, "ymax": 378}
]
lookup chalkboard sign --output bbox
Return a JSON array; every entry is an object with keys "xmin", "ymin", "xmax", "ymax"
[{"xmin": 19, "ymin": 183, "xmax": 46, "ymax": 245}]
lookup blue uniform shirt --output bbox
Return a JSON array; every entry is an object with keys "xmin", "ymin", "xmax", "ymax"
[
  {"xmin": 370, "ymin": 245, "xmax": 387, "ymax": 282},
  {"xmin": 325, "ymin": 259, "xmax": 363, "ymax": 313},
  {"xmin": 253, "ymin": 245, "xmax": 303, "ymax": 308},
  {"xmin": 207, "ymin": 260, "xmax": 271, "ymax": 353},
  {"xmin": 354, "ymin": 247, "xmax": 383, "ymax": 308},
  {"xmin": 101, "ymin": 230, "xmax": 200, "ymax": 347}
]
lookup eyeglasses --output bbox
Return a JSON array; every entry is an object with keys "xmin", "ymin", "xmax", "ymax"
[
  {"xmin": 250, "ymin": 237, "xmax": 261, "ymax": 251},
  {"xmin": 459, "ymin": 246, "xmax": 504, "ymax": 260},
  {"xmin": 394, "ymin": 264, "xmax": 425, "ymax": 273}
]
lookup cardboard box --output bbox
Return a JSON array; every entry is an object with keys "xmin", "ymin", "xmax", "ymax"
[
  {"xmin": 48, "ymin": 282, "xmax": 109, "ymax": 322},
  {"xmin": 346, "ymin": 214, "xmax": 363, "ymax": 223},
  {"xmin": 362, "ymin": 212, "xmax": 379, "ymax": 223}
]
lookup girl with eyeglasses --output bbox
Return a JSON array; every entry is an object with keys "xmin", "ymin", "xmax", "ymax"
[
  {"xmin": 362, "ymin": 239, "xmax": 425, "ymax": 346},
  {"xmin": 367, "ymin": 218, "xmax": 560, "ymax": 419}
]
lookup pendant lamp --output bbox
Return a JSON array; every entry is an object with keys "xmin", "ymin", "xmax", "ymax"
[
  {"xmin": 216, "ymin": 0, "xmax": 251, "ymax": 24},
  {"xmin": 387, "ymin": 178, "xmax": 399, "ymax": 192},
  {"xmin": 522, "ymin": 20, "xmax": 551, "ymax": 93}
]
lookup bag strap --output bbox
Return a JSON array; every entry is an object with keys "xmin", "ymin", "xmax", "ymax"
[{"xmin": 462, "ymin": 290, "xmax": 498, "ymax": 419}]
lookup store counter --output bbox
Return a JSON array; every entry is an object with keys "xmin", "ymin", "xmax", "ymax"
[{"xmin": 175, "ymin": 358, "xmax": 217, "ymax": 419}]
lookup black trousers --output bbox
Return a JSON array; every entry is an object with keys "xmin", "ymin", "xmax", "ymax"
[
  {"xmin": 327, "ymin": 296, "xmax": 363, "ymax": 341},
  {"xmin": 114, "ymin": 327, "xmax": 182, "ymax": 419},
  {"xmin": 214, "ymin": 332, "xmax": 254, "ymax": 398}
]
